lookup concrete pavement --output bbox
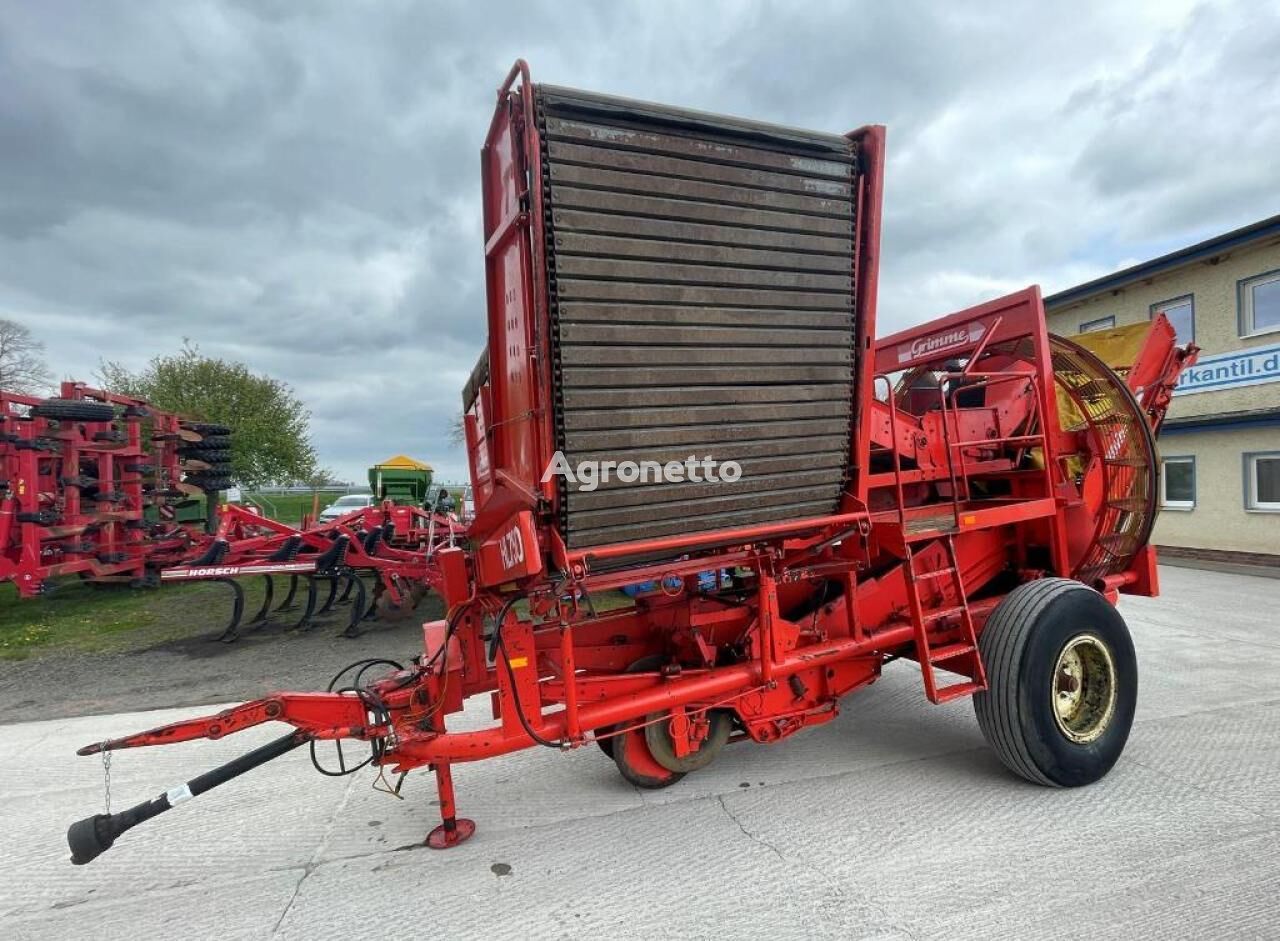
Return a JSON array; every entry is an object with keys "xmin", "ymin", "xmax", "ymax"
[{"xmin": 2, "ymin": 565, "xmax": 1278, "ymax": 939}]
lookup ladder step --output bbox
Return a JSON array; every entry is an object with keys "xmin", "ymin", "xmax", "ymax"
[
  {"xmin": 929, "ymin": 642, "xmax": 975, "ymax": 662},
  {"xmin": 932, "ymin": 680, "xmax": 985, "ymax": 704},
  {"xmin": 911, "ymin": 567, "xmax": 956, "ymax": 581},
  {"xmin": 924, "ymin": 605, "xmax": 967, "ymax": 622}
]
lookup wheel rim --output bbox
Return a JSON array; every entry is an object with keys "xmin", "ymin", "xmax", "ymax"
[
  {"xmin": 644, "ymin": 709, "xmax": 732, "ymax": 773},
  {"xmin": 1051, "ymin": 633, "xmax": 1118, "ymax": 744}
]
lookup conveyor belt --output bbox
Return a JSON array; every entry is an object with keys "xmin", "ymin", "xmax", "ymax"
[{"xmin": 536, "ymin": 86, "xmax": 860, "ymax": 548}]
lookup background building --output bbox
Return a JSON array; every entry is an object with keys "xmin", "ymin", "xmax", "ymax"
[{"xmin": 1046, "ymin": 214, "xmax": 1280, "ymax": 564}]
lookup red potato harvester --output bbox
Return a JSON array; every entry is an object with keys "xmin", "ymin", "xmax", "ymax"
[{"xmin": 65, "ymin": 61, "xmax": 1196, "ymax": 863}]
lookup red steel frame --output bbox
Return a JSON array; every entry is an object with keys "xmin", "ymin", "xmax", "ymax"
[
  {"xmin": 69, "ymin": 61, "xmax": 1197, "ymax": 858},
  {"xmin": 0, "ymin": 381, "xmax": 205, "ymax": 597}
]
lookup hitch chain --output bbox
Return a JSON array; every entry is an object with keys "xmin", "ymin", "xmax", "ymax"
[{"xmin": 100, "ymin": 744, "xmax": 112, "ymax": 815}]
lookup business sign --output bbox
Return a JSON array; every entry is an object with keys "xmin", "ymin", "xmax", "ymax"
[{"xmin": 1173, "ymin": 342, "xmax": 1280, "ymax": 396}]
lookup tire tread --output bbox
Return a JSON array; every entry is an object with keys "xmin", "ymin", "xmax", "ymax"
[{"xmin": 974, "ymin": 577, "xmax": 1091, "ymax": 787}]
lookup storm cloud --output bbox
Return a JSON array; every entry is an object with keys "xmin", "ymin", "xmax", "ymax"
[{"xmin": 1, "ymin": 0, "xmax": 1275, "ymax": 482}]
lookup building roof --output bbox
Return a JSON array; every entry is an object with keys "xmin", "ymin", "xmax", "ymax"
[
  {"xmin": 373, "ymin": 454, "xmax": 433, "ymax": 471},
  {"xmin": 1161, "ymin": 405, "xmax": 1280, "ymax": 433},
  {"xmin": 1045, "ymin": 212, "xmax": 1280, "ymax": 309}
]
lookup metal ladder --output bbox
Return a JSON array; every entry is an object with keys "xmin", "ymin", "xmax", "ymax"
[{"xmin": 903, "ymin": 534, "xmax": 988, "ymax": 704}]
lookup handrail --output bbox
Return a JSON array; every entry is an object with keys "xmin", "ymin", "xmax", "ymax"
[
  {"xmin": 872, "ymin": 375, "xmax": 909, "ymax": 532},
  {"xmin": 938, "ymin": 370, "xmax": 1053, "ymax": 526}
]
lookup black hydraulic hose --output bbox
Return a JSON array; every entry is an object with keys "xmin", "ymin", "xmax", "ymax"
[
  {"xmin": 67, "ymin": 730, "xmax": 309, "ymax": 865},
  {"xmin": 486, "ymin": 595, "xmax": 563, "ymax": 749}
]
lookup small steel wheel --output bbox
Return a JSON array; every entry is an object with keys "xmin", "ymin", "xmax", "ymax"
[
  {"xmin": 612, "ymin": 723, "xmax": 686, "ymax": 789},
  {"xmin": 645, "ymin": 709, "xmax": 732, "ymax": 773},
  {"xmin": 595, "ymin": 655, "xmax": 664, "ymax": 760},
  {"xmin": 974, "ymin": 578, "xmax": 1137, "ymax": 787}
]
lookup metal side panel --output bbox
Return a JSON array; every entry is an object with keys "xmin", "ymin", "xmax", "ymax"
[{"xmin": 536, "ymin": 85, "xmax": 859, "ymax": 549}]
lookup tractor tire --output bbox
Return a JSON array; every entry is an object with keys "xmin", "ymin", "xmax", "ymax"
[
  {"xmin": 185, "ymin": 435, "xmax": 231, "ymax": 450},
  {"xmin": 30, "ymin": 398, "xmax": 115, "ymax": 422},
  {"xmin": 973, "ymin": 578, "xmax": 1137, "ymax": 788},
  {"xmin": 187, "ymin": 422, "xmax": 231, "ymax": 437},
  {"xmin": 185, "ymin": 448, "xmax": 231, "ymax": 462},
  {"xmin": 17, "ymin": 510, "xmax": 59, "ymax": 525}
]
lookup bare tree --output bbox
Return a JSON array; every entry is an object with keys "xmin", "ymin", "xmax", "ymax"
[{"xmin": 0, "ymin": 319, "xmax": 52, "ymax": 395}]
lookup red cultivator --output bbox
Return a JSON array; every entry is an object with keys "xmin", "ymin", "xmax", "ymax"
[
  {"xmin": 65, "ymin": 62, "xmax": 1196, "ymax": 864},
  {"xmin": 0, "ymin": 381, "xmax": 463, "ymax": 640},
  {"xmin": 160, "ymin": 502, "xmax": 464, "ymax": 640},
  {"xmin": 0, "ymin": 382, "xmax": 224, "ymax": 597}
]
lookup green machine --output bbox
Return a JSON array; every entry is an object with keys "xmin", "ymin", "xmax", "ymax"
[{"xmin": 368, "ymin": 455, "xmax": 434, "ymax": 507}]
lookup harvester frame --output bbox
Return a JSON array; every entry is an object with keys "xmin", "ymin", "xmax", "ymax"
[{"xmin": 65, "ymin": 61, "xmax": 1194, "ymax": 864}]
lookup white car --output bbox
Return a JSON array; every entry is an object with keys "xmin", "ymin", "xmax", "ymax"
[{"xmin": 318, "ymin": 493, "xmax": 374, "ymax": 523}]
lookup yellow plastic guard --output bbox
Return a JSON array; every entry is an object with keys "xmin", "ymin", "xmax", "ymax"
[{"xmin": 1070, "ymin": 322, "xmax": 1150, "ymax": 374}]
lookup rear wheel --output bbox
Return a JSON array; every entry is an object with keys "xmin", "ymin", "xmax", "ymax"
[{"xmin": 974, "ymin": 578, "xmax": 1136, "ymax": 787}]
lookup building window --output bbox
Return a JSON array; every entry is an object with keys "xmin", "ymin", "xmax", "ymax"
[
  {"xmin": 1080, "ymin": 316, "xmax": 1115, "ymax": 333},
  {"xmin": 1151, "ymin": 295, "xmax": 1194, "ymax": 343},
  {"xmin": 1239, "ymin": 270, "xmax": 1280, "ymax": 337},
  {"xmin": 1161, "ymin": 456, "xmax": 1195, "ymax": 510},
  {"xmin": 1245, "ymin": 452, "xmax": 1280, "ymax": 511}
]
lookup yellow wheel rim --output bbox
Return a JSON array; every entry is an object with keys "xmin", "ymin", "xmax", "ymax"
[{"xmin": 1051, "ymin": 633, "xmax": 1117, "ymax": 744}]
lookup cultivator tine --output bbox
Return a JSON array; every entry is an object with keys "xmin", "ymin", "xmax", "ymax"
[
  {"xmin": 337, "ymin": 574, "xmax": 356, "ymax": 604},
  {"xmin": 317, "ymin": 576, "xmax": 340, "ymax": 615},
  {"xmin": 275, "ymin": 574, "xmax": 299, "ymax": 612},
  {"xmin": 342, "ymin": 576, "xmax": 368, "ymax": 638},
  {"xmin": 294, "ymin": 576, "xmax": 318, "ymax": 632},
  {"xmin": 216, "ymin": 579, "xmax": 246, "ymax": 643},
  {"xmin": 248, "ymin": 574, "xmax": 275, "ymax": 626},
  {"xmin": 363, "ymin": 580, "xmax": 382, "ymax": 621}
]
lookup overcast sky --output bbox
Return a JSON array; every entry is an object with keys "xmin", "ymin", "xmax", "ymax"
[{"xmin": 2, "ymin": 0, "xmax": 1276, "ymax": 484}]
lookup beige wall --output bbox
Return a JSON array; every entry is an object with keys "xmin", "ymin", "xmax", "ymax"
[
  {"xmin": 1154, "ymin": 425, "xmax": 1280, "ymax": 554},
  {"xmin": 1047, "ymin": 234, "xmax": 1280, "ymax": 557},
  {"xmin": 1046, "ymin": 234, "xmax": 1280, "ymax": 419}
]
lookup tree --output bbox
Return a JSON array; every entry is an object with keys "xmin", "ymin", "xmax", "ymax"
[
  {"xmin": 0, "ymin": 318, "xmax": 52, "ymax": 395},
  {"xmin": 298, "ymin": 461, "xmax": 339, "ymax": 520},
  {"xmin": 98, "ymin": 342, "xmax": 316, "ymax": 487}
]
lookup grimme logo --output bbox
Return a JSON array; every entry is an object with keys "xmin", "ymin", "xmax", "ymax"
[
  {"xmin": 898, "ymin": 323, "xmax": 986, "ymax": 363},
  {"xmin": 541, "ymin": 451, "xmax": 742, "ymax": 492}
]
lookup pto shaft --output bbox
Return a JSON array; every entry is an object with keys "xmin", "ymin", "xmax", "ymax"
[{"xmin": 67, "ymin": 730, "xmax": 309, "ymax": 865}]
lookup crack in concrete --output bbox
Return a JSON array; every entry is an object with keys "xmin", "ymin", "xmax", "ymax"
[
  {"xmin": 716, "ymin": 793, "xmax": 785, "ymax": 861},
  {"xmin": 271, "ymin": 772, "xmax": 360, "ymax": 937},
  {"xmin": 715, "ymin": 792, "xmax": 921, "ymax": 940}
]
